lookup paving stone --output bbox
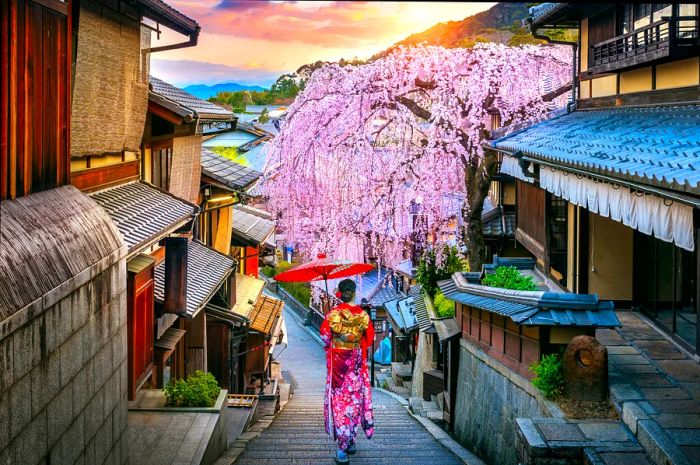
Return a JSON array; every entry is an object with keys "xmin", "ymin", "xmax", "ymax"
[
  {"xmin": 596, "ymin": 329, "xmax": 627, "ymax": 346},
  {"xmin": 537, "ymin": 422, "xmax": 584, "ymax": 442},
  {"xmin": 648, "ymin": 399, "xmax": 700, "ymax": 414},
  {"xmin": 609, "ymin": 354, "xmax": 651, "ymax": 365},
  {"xmin": 655, "ymin": 414, "xmax": 700, "ymax": 429},
  {"xmin": 610, "ymin": 384, "xmax": 643, "ymax": 403},
  {"xmin": 612, "ymin": 364, "xmax": 659, "ymax": 374},
  {"xmin": 578, "ymin": 422, "xmax": 630, "ymax": 442},
  {"xmin": 627, "ymin": 373, "xmax": 675, "ymax": 388},
  {"xmin": 606, "ymin": 346, "xmax": 641, "ymax": 355},
  {"xmin": 656, "ymin": 360, "xmax": 700, "ymax": 383},
  {"xmin": 667, "ymin": 428, "xmax": 700, "ymax": 446},
  {"xmin": 639, "ymin": 387, "xmax": 691, "ymax": 401},
  {"xmin": 598, "ymin": 451, "xmax": 653, "ymax": 465},
  {"xmin": 680, "ymin": 445, "xmax": 700, "ymax": 464},
  {"xmin": 633, "ymin": 340, "xmax": 686, "ymax": 360}
]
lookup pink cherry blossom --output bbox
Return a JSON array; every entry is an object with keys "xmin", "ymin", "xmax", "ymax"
[{"xmin": 263, "ymin": 43, "xmax": 571, "ymax": 266}]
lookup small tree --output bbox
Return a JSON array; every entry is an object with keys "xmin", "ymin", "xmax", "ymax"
[
  {"xmin": 258, "ymin": 107, "xmax": 270, "ymax": 123},
  {"xmin": 415, "ymin": 245, "xmax": 464, "ymax": 298}
]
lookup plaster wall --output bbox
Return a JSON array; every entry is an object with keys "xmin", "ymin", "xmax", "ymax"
[
  {"xmin": 619, "ymin": 67, "xmax": 652, "ymax": 94},
  {"xmin": 452, "ymin": 339, "xmax": 551, "ymax": 465},
  {"xmin": 657, "ymin": 57, "xmax": 700, "ymax": 89},
  {"xmin": 580, "ymin": 18, "xmax": 589, "ymax": 72},
  {"xmin": 587, "ymin": 213, "xmax": 633, "ymax": 300},
  {"xmin": 0, "ymin": 260, "xmax": 128, "ymax": 465},
  {"xmin": 591, "ymin": 75, "xmax": 617, "ymax": 98},
  {"xmin": 410, "ymin": 331, "xmax": 435, "ymax": 399}
]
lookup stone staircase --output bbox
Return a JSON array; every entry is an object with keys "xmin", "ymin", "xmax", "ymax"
[
  {"xmin": 376, "ymin": 362, "xmax": 413, "ymax": 399},
  {"xmin": 409, "ymin": 394, "xmax": 446, "ymax": 427}
]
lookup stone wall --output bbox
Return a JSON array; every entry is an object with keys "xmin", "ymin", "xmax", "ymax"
[
  {"xmin": 452, "ymin": 338, "xmax": 553, "ymax": 465},
  {"xmin": 411, "ymin": 331, "xmax": 435, "ymax": 399},
  {"xmin": 0, "ymin": 260, "xmax": 128, "ymax": 465}
]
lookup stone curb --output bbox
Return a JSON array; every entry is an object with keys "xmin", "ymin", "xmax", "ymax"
[
  {"xmin": 637, "ymin": 419, "xmax": 692, "ymax": 465},
  {"xmin": 407, "ymin": 408, "xmax": 487, "ymax": 465}
]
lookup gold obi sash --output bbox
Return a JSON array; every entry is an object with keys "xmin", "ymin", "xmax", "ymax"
[{"xmin": 328, "ymin": 307, "xmax": 369, "ymax": 350}]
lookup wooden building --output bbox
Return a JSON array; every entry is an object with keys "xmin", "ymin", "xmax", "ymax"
[
  {"xmin": 0, "ymin": 0, "xmax": 200, "ymax": 463},
  {"xmin": 231, "ymin": 204, "xmax": 277, "ymax": 278},
  {"xmin": 494, "ymin": 2, "xmax": 700, "ymax": 355}
]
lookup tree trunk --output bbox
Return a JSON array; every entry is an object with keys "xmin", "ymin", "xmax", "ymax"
[{"xmin": 462, "ymin": 150, "xmax": 499, "ymax": 272}]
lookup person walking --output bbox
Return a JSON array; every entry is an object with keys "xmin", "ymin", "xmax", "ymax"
[{"xmin": 320, "ymin": 279, "xmax": 375, "ymax": 463}]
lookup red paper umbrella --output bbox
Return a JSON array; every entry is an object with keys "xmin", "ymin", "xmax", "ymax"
[{"xmin": 274, "ymin": 253, "xmax": 374, "ymax": 296}]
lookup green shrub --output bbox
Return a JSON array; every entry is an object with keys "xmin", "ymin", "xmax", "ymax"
[
  {"xmin": 433, "ymin": 291, "xmax": 455, "ymax": 318},
  {"xmin": 416, "ymin": 245, "xmax": 465, "ymax": 298},
  {"xmin": 262, "ymin": 261, "xmax": 311, "ymax": 306},
  {"xmin": 530, "ymin": 353, "xmax": 564, "ymax": 399},
  {"xmin": 482, "ymin": 266, "xmax": 537, "ymax": 291},
  {"xmin": 164, "ymin": 371, "xmax": 221, "ymax": 407}
]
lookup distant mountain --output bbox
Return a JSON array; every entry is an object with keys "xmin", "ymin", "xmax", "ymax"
[
  {"xmin": 183, "ymin": 82, "xmax": 268, "ymax": 99},
  {"xmin": 374, "ymin": 3, "xmax": 536, "ymax": 59}
]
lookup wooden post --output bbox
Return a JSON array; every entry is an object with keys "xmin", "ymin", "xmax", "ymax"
[{"xmin": 164, "ymin": 237, "xmax": 188, "ymax": 314}]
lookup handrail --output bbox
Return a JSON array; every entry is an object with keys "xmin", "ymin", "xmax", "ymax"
[{"xmin": 590, "ymin": 16, "xmax": 699, "ymax": 69}]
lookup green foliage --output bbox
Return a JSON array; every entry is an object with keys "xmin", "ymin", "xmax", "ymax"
[
  {"xmin": 210, "ymin": 77, "xmax": 301, "ymax": 109},
  {"xmin": 258, "ymin": 108, "xmax": 270, "ymax": 124},
  {"xmin": 433, "ymin": 291, "xmax": 455, "ymax": 318},
  {"xmin": 530, "ymin": 353, "xmax": 564, "ymax": 399},
  {"xmin": 163, "ymin": 371, "xmax": 220, "ymax": 407},
  {"xmin": 415, "ymin": 246, "xmax": 465, "ymax": 298},
  {"xmin": 482, "ymin": 266, "xmax": 537, "ymax": 291},
  {"xmin": 210, "ymin": 147, "xmax": 250, "ymax": 167},
  {"xmin": 262, "ymin": 261, "xmax": 312, "ymax": 306}
]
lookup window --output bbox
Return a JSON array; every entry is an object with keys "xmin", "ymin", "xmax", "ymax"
[
  {"xmin": 547, "ymin": 194, "xmax": 568, "ymax": 287},
  {"xmin": 678, "ymin": 4, "xmax": 699, "ymax": 39},
  {"xmin": 152, "ymin": 145, "xmax": 173, "ymax": 190},
  {"xmin": 635, "ymin": 232, "xmax": 698, "ymax": 352}
]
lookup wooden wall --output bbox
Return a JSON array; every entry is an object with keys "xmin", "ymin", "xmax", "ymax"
[
  {"xmin": 516, "ymin": 180, "xmax": 546, "ymax": 259},
  {"xmin": 1, "ymin": 0, "xmax": 71, "ymax": 200}
]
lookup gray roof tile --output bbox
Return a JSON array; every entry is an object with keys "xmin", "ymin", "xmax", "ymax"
[
  {"xmin": 89, "ymin": 182, "xmax": 196, "ymax": 253},
  {"xmin": 493, "ymin": 105, "xmax": 700, "ymax": 194},
  {"xmin": 385, "ymin": 296, "xmax": 419, "ymax": 334},
  {"xmin": 232, "ymin": 205, "xmax": 275, "ymax": 246},
  {"xmin": 201, "ymin": 149, "xmax": 261, "ymax": 191},
  {"xmin": 154, "ymin": 240, "xmax": 235, "ymax": 317},
  {"xmin": 150, "ymin": 76, "xmax": 234, "ymax": 122},
  {"xmin": 410, "ymin": 285, "xmax": 433, "ymax": 332}
]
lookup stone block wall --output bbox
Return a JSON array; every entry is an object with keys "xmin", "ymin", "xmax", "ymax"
[
  {"xmin": 0, "ymin": 260, "xmax": 128, "ymax": 465},
  {"xmin": 452, "ymin": 338, "xmax": 553, "ymax": 465}
]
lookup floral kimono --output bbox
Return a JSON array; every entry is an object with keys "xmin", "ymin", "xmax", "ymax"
[{"xmin": 320, "ymin": 303, "xmax": 375, "ymax": 451}]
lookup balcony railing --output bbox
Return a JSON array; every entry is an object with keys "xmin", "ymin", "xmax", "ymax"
[{"xmin": 590, "ymin": 17, "xmax": 699, "ymax": 73}]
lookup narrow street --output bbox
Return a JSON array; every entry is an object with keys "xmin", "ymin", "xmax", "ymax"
[{"xmin": 232, "ymin": 300, "xmax": 465, "ymax": 465}]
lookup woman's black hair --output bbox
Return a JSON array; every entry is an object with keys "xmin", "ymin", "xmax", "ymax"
[{"xmin": 338, "ymin": 279, "xmax": 356, "ymax": 303}]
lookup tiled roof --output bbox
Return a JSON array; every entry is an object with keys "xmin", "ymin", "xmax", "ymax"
[
  {"xmin": 440, "ymin": 273, "xmax": 620, "ymax": 327},
  {"xmin": 154, "ymin": 240, "xmax": 236, "ymax": 317},
  {"xmin": 139, "ymin": 0, "xmax": 199, "ymax": 36},
  {"xmin": 410, "ymin": 285, "xmax": 433, "ymax": 332},
  {"xmin": 529, "ymin": 3, "xmax": 565, "ymax": 25},
  {"xmin": 149, "ymin": 76, "xmax": 234, "ymax": 122},
  {"xmin": 433, "ymin": 317, "xmax": 461, "ymax": 342},
  {"xmin": 493, "ymin": 106, "xmax": 700, "ymax": 195},
  {"xmin": 89, "ymin": 181, "xmax": 196, "ymax": 254},
  {"xmin": 248, "ymin": 294, "xmax": 284, "ymax": 334},
  {"xmin": 384, "ymin": 296, "xmax": 418, "ymax": 334},
  {"xmin": 482, "ymin": 208, "xmax": 515, "ymax": 238},
  {"xmin": 368, "ymin": 280, "xmax": 405, "ymax": 307},
  {"xmin": 201, "ymin": 149, "xmax": 262, "ymax": 191},
  {"xmin": 232, "ymin": 273, "xmax": 265, "ymax": 318},
  {"xmin": 232, "ymin": 205, "xmax": 275, "ymax": 246}
]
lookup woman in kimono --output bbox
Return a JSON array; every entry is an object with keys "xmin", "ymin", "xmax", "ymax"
[{"xmin": 320, "ymin": 279, "xmax": 375, "ymax": 464}]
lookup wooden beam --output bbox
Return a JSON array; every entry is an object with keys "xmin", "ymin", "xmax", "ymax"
[
  {"xmin": 164, "ymin": 237, "xmax": 188, "ymax": 315},
  {"xmin": 70, "ymin": 159, "xmax": 140, "ymax": 192},
  {"xmin": 148, "ymin": 100, "xmax": 184, "ymax": 126}
]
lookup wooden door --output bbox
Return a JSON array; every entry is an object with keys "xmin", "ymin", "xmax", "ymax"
[{"xmin": 127, "ymin": 263, "xmax": 155, "ymax": 400}]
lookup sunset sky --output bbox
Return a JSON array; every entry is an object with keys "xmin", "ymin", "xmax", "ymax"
[{"xmin": 150, "ymin": 1, "xmax": 494, "ymax": 88}]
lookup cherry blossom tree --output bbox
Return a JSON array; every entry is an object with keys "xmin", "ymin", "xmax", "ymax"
[{"xmin": 263, "ymin": 43, "xmax": 571, "ymax": 270}]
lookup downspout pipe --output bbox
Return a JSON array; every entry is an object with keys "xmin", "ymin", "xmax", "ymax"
[
  {"xmin": 530, "ymin": 25, "xmax": 578, "ymax": 113},
  {"xmin": 143, "ymin": 26, "xmax": 200, "ymax": 54}
]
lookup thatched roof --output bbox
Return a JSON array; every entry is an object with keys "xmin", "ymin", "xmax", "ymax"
[{"xmin": 0, "ymin": 186, "xmax": 124, "ymax": 321}]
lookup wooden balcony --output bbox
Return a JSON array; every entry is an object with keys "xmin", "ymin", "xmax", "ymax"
[{"xmin": 590, "ymin": 17, "xmax": 699, "ymax": 74}]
